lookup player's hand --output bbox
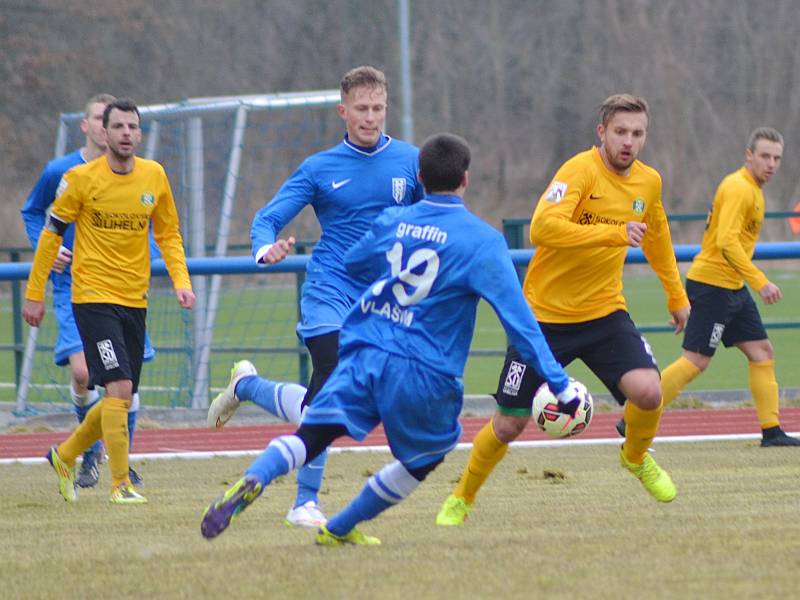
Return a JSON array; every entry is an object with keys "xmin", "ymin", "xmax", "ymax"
[
  {"xmin": 260, "ymin": 237, "xmax": 296, "ymax": 265},
  {"xmin": 668, "ymin": 306, "xmax": 690, "ymax": 334},
  {"xmin": 52, "ymin": 246, "xmax": 72, "ymax": 274},
  {"xmin": 759, "ymin": 282, "xmax": 782, "ymax": 305},
  {"xmin": 176, "ymin": 288, "xmax": 195, "ymax": 309},
  {"xmin": 625, "ymin": 222, "xmax": 647, "ymax": 248},
  {"xmin": 554, "ymin": 380, "xmax": 587, "ymax": 418},
  {"xmin": 23, "ymin": 299, "xmax": 45, "ymax": 327}
]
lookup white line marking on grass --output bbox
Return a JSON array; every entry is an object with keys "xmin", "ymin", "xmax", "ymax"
[{"xmin": 2, "ymin": 432, "xmax": 783, "ymax": 465}]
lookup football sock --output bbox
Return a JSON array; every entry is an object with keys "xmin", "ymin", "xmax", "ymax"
[
  {"xmin": 295, "ymin": 449, "xmax": 327, "ymax": 508},
  {"xmin": 58, "ymin": 399, "xmax": 103, "ymax": 466},
  {"xmin": 245, "ymin": 434, "xmax": 307, "ymax": 487},
  {"xmin": 454, "ymin": 419, "xmax": 508, "ymax": 504},
  {"xmin": 327, "ymin": 461, "xmax": 419, "ymax": 536},
  {"xmin": 128, "ymin": 393, "xmax": 140, "ymax": 451},
  {"xmin": 749, "ymin": 360, "xmax": 780, "ymax": 430},
  {"xmin": 72, "ymin": 390, "xmax": 103, "ymax": 458},
  {"xmin": 235, "ymin": 377, "xmax": 307, "ymax": 424},
  {"xmin": 622, "ymin": 400, "xmax": 663, "ymax": 464},
  {"xmin": 101, "ymin": 396, "xmax": 131, "ymax": 487},
  {"xmin": 660, "ymin": 356, "xmax": 701, "ymax": 407}
]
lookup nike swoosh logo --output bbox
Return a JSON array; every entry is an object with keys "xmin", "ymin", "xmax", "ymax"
[
  {"xmin": 589, "ymin": 194, "xmax": 602, "ymax": 200},
  {"xmin": 331, "ymin": 178, "xmax": 352, "ymax": 190}
]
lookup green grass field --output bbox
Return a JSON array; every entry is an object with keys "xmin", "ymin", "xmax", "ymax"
[
  {"xmin": 1, "ymin": 268, "xmax": 799, "ymax": 406},
  {"xmin": 2, "ymin": 442, "xmax": 799, "ymax": 599}
]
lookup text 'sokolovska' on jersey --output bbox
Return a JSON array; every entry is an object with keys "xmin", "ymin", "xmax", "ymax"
[
  {"xmin": 250, "ymin": 134, "xmax": 423, "ymax": 300},
  {"xmin": 687, "ymin": 167, "xmax": 768, "ymax": 291},
  {"xmin": 339, "ymin": 194, "xmax": 568, "ymax": 393},
  {"xmin": 525, "ymin": 146, "xmax": 688, "ymax": 323},
  {"xmin": 25, "ymin": 156, "xmax": 191, "ymax": 308}
]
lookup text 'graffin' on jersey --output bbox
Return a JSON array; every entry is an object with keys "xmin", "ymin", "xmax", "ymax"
[{"xmin": 395, "ymin": 222, "xmax": 448, "ymax": 244}]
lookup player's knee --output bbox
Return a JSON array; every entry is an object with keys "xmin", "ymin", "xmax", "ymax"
[
  {"xmin": 105, "ymin": 379, "xmax": 133, "ymax": 400},
  {"xmin": 406, "ymin": 457, "xmax": 443, "ymax": 482},
  {"xmin": 492, "ymin": 413, "xmax": 529, "ymax": 442},
  {"xmin": 71, "ymin": 366, "xmax": 90, "ymax": 392},
  {"xmin": 629, "ymin": 381, "xmax": 662, "ymax": 411},
  {"xmin": 295, "ymin": 423, "xmax": 345, "ymax": 463}
]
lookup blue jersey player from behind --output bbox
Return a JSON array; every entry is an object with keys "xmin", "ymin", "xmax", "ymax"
[
  {"xmin": 206, "ymin": 66, "xmax": 423, "ymax": 528},
  {"xmin": 21, "ymin": 93, "xmax": 154, "ymax": 488},
  {"xmin": 201, "ymin": 133, "xmax": 587, "ymax": 545}
]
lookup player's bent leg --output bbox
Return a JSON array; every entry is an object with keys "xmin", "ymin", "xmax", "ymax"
[
  {"xmin": 437, "ymin": 414, "xmax": 520, "ymax": 526},
  {"xmin": 207, "ymin": 360, "xmax": 258, "ymax": 428}
]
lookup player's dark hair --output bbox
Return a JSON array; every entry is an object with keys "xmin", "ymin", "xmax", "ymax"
[
  {"xmin": 747, "ymin": 127, "xmax": 783, "ymax": 152},
  {"xmin": 103, "ymin": 98, "xmax": 140, "ymax": 128},
  {"xmin": 419, "ymin": 133, "xmax": 471, "ymax": 193},
  {"xmin": 340, "ymin": 66, "xmax": 388, "ymax": 100}
]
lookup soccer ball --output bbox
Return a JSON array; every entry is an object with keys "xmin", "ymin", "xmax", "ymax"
[{"xmin": 532, "ymin": 380, "xmax": 593, "ymax": 438}]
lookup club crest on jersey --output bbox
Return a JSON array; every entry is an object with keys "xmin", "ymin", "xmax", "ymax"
[
  {"xmin": 545, "ymin": 181, "xmax": 567, "ymax": 203},
  {"xmin": 140, "ymin": 192, "xmax": 155, "ymax": 207},
  {"xmin": 392, "ymin": 177, "xmax": 407, "ymax": 204},
  {"xmin": 632, "ymin": 197, "xmax": 646, "ymax": 214}
]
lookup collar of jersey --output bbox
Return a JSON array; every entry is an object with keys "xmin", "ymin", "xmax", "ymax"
[
  {"xmin": 422, "ymin": 194, "xmax": 465, "ymax": 207},
  {"xmin": 343, "ymin": 133, "xmax": 392, "ymax": 156}
]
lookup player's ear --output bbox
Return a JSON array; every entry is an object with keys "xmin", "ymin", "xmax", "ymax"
[
  {"xmin": 337, "ymin": 103, "xmax": 347, "ymax": 121},
  {"xmin": 462, "ymin": 171, "xmax": 469, "ymax": 189},
  {"xmin": 79, "ymin": 118, "xmax": 89, "ymax": 136}
]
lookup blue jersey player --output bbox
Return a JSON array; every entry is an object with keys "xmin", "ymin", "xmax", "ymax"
[
  {"xmin": 201, "ymin": 133, "xmax": 587, "ymax": 545},
  {"xmin": 206, "ymin": 66, "xmax": 423, "ymax": 528},
  {"xmin": 21, "ymin": 93, "xmax": 155, "ymax": 488}
]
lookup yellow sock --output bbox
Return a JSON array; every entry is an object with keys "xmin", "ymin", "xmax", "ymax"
[
  {"xmin": 660, "ymin": 356, "xmax": 701, "ymax": 408},
  {"xmin": 57, "ymin": 400, "xmax": 103, "ymax": 467},
  {"xmin": 101, "ymin": 396, "xmax": 131, "ymax": 488},
  {"xmin": 454, "ymin": 419, "xmax": 508, "ymax": 504},
  {"xmin": 623, "ymin": 401, "xmax": 663, "ymax": 464},
  {"xmin": 749, "ymin": 360, "xmax": 780, "ymax": 429}
]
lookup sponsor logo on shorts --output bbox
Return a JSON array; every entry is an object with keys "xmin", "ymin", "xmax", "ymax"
[
  {"xmin": 709, "ymin": 323, "xmax": 725, "ymax": 348},
  {"xmin": 97, "ymin": 339, "xmax": 119, "ymax": 370},
  {"xmin": 503, "ymin": 361, "xmax": 527, "ymax": 396}
]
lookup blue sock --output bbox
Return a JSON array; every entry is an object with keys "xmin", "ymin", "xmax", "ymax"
[
  {"xmin": 295, "ymin": 448, "xmax": 327, "ymax": 507},
  {"xmin": 74, "ymin": 400, "xmax": 103, "ymax": 457},
  {"xmin": 245, "ymin": 435, "xmax": 307, "ymax": 487},
  {"xmin": 127, "ymin": 410, "xmax": 138, "ymax": 452},
  {"xmin": 327, "ymin": 484, "xmax": 392, "ymax": 537},
  {"xmin": 235, "ymin": 376, "xmax": 279, "ymax": 415}
]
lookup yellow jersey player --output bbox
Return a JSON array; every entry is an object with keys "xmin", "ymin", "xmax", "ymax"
[
  {"xmin": 437, "ymin": 94, "xmax": 690, "ymax": 525},
  {"xmin": 634, "ymin": 127, "xmax": 797, "ymax": 447},
  {"xmin": 23, "ymin": 98, "xmax": 195, "ymax": 504}
]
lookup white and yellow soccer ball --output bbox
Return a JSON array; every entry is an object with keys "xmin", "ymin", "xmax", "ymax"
[{"xmin": 532, "ymin": 380, "xmax": 593, "ymax": 438}]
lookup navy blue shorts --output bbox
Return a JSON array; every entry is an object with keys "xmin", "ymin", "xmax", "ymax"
[
  {"xmin": 496, "ymin": 310, "xmax": 658, "ymax": 411},
  {"xmin": 682, "ymin": 279, "xmax": 767, "ymax": 357}
]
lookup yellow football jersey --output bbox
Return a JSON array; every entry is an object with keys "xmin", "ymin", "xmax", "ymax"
[
  {"xmin": 26, "ymin": 156, "xmax": 191, "ymax": 308},
  {"xmin": 524, "ymin": 146, "xmax": 687, "ymax": 323},
  {"xmin": 687, "ymin": 167, "xmax": 768, "ymax": 291}
]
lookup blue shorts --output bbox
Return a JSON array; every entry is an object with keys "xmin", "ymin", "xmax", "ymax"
[
  {"xmin": 301, "ymin": 345, "xmax": 464, "ymax": 470},
  {"xmin": 296, "ymin": 279, "xmax": 359, "ymax": 342},
  {"xmin": 53, "ymin": 295, "xmax": 155, "ymax": 367}
]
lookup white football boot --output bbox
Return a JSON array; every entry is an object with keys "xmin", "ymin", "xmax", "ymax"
[
  {"xmin": 207, "ymin": 360, "xmax": 258, "ymax": 429},
  {"xmin": 285, "ymin": 500, "xmax": 328, "ymax": 529}
]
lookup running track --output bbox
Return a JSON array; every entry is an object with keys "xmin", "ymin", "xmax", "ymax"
[{"xmin": 2, "ymin": 407, "xmax": 799, "ymax": 463}]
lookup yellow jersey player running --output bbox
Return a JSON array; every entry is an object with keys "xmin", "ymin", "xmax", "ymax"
[
  {"xmin": 23, "ymin": 98, "xmax": 195, "ymax": 504},
  {"xmin": 629, "ymin": 127, "xmax": 797, "ymax": 447},
  {"xmin": 437, "ymin": 94, "xmax": 690, "ymax": 525}
]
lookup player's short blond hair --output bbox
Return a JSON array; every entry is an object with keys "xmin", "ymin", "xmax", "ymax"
[
  {"xmin": 84, "ymin": 93, "xmax": 116, "ymax": 116},
  {"xmin": 747, "ymin": 127, "xmax": 783, "ymax": 152},
  {"xmin": 598, "ymin": 94, "xmax": 649, "ymax": 127},
  {"xmin": 340, "ymin": 66, "xmax": 387, "ymax": 101}
]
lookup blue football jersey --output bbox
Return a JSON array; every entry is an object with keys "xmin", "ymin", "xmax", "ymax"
[
  {"xmin": 21, "ymin": 150, "xmax": 85, "ymax": 295},
  {"xmin": 251, "ymin": 134, "xmax": 423, "ymax": 299},
  {"xmin": 341, "ymin": 194, "xmax": 569, "ymax": 392}
]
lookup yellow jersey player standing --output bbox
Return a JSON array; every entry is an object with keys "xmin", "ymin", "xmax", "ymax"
[
  {"xmin": 636, "ymin": 127, "xmax": 797, "ymax": 447},
  {"xmin": 437, "ymin": 94, "xmax": 690, "ymax": 525},
  {"xmin": 23, "ymin": 98, "xmax": 195, "ymax": 504}
]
